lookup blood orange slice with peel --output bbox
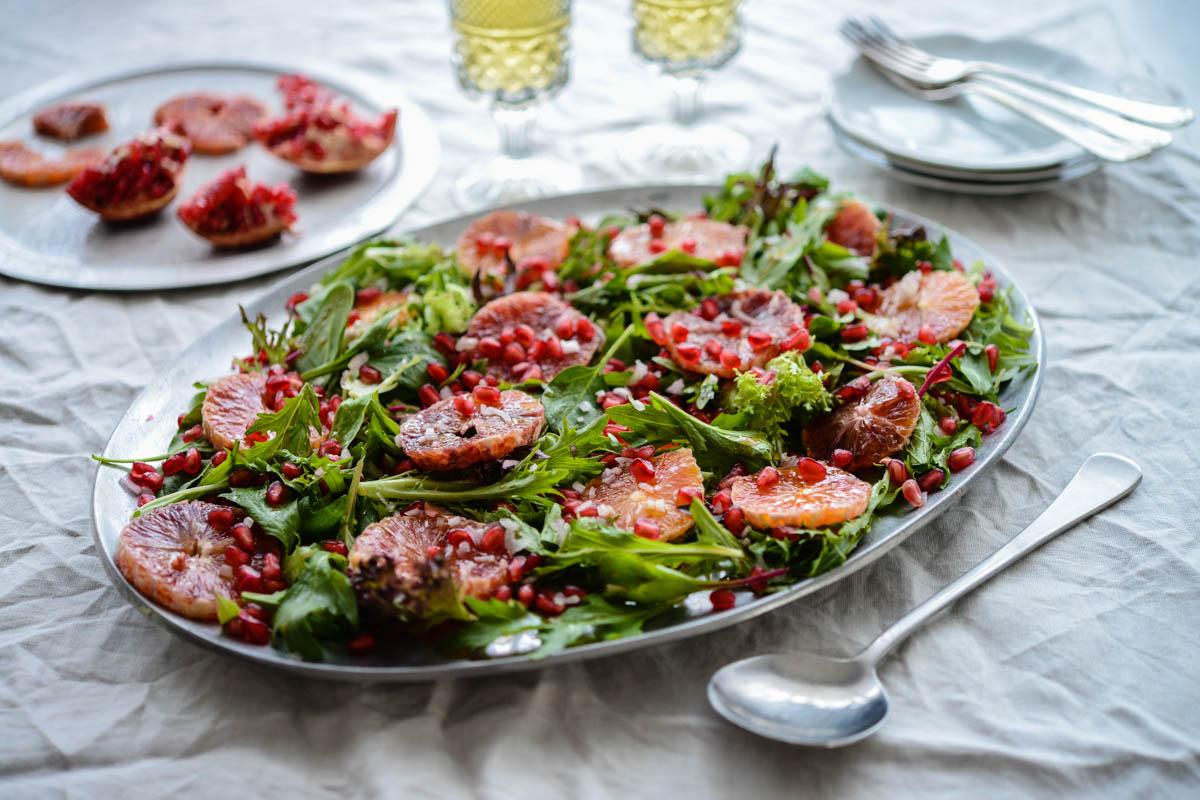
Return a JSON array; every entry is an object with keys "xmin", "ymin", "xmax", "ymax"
[
  {"xmin": 66, "ymin": 126, "xmax": 190, "ymax": 221},
  {"xmin": 115, "ymin": 501, "xmax": 239, "ymax": 619},
  {"xmin": 154, "ymin": 93, "xmax": 267, "ymax": 154},
  {"xmin": 825, "ymin": 200, "xmax": 881, "ymax": 257},
  {"xmin": 461, "ymin": 292, "xmax": 603, "ymax": 382},
  {"xmin": 456, "ymin": 210, "xmax": 574, "ymax": 279},
  {"xmin": 802, "ymin": 374, "xmax": 921, "ymax": 471},
  {"xmin": 730, "ymin": 465, "xmax": 872, "ymax": 529},
  {"xmin": 398, "ymin": 389, "xmax": 544, "ymax": 471},
  {"xmin": 608, "ymin": 218, "xmax": 747, "ymax": 267},
  {"xmin": 872, "ymin": 270, "xmax": 980, "ymax": 344},
  {"xmin": 178, "ymin": 166, "xmax": 297, "ymax": 248},
  {"xmin": 0, "ymin": 142, "xmax": 104, "ymax": 187},
  {"xmin": 349, "ymin": 505, "xmax": 509, "ymax": 601},
  {"xmin": 33, "ymin": 102, "xmax": 108, "ymax": 141},
  {"xmin": 202, "ymin": 372, "xmax": 268, "ymax": 451},
  {"xmin": 578, "ymin": 447, "xmax": 703, "ymax": 542},
  {"xmin": 662, "ymin": 289, "xmax": 805, "ymax": 378}
]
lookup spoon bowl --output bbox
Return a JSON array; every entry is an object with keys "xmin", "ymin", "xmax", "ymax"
[{"xmin": 708, "ymin": 653, "xmax": 889, "ymax": 747}]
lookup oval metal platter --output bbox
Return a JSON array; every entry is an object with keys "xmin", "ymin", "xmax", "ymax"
[
  {"xmin": 92, "ymin": 184, "xmax": 1045, "ymax": 680},
  {"xmin": 0, "ymin": 59, "xmax": 439, "ymax": 292}
]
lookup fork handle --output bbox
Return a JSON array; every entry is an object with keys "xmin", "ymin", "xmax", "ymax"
[
  {"xmin": 959, "ymin": 81, "xmax": 1159, "ymax": 162},
  {"xmin": 970, "ymin": 61, "xmax": 1194, "ymax": 128}
]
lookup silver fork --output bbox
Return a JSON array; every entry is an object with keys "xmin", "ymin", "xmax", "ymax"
[
  {"xmin": 857, "ymin": 15, "xmax": 1194, "ymax": 128},
  {"xmin": 840, "ymin": 20, "xmax": 1167, "ymax": 162}
]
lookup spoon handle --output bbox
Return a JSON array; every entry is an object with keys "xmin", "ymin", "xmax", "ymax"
[{"xmin": 861, "ymin": 453, "xmax": 1141, "ymax": 664}]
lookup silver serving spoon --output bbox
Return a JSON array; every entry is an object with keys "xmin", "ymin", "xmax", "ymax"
[{"xmin": 708, "ymin": 452, "xmax": 1142, "ymax": 747}]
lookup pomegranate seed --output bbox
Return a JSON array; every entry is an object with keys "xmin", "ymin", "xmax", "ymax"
[
  {"xmin": 648, "ymin": 214, "xmax": 665, "ymax": 236},
  {"xmin": 711, "ymin": 488, "xmax": 732, "ymax": 514},
  {"xmin": 536, "ymin": 592, "xmax": 565, "ymax": 616},
  {"xmin": 345, "ymin": 311, "xmax": 360, "ymax": 327},
  {"xmin": 347, "ymin": 633, "xmax": 376, "ymax": 654},
  {"xmin": 841, "ymin": 324, "xmax": 869, "ymax": 343},
  {"xmin": 782, "ymin": 329, "xmax": 810, "ymax": 351},
  {"xmin": 319, "ymin": 439, "xmax": 344, "ymax": 459},
  {"xmin": 207, "ymin": 507, "xmax": 235, "ymax": 530},
  {"xmin": 634, "ymin": 518, "xmax": 662, "ymax": 539},
  {"xmin": 717, "ymin": 248, "xmax": 744, "ymax": 267},
  {"xmin": 676, "ymin": 486, "xmax": 704, "ymax": 506},
  {"xmin": 918, "ymin": 261, "xmax": 933, "ymax": 274},
  {"xmin": 991, "ymin": 406, "xmax": 1006, "ymax": 427},
  {"xmin": 901, "ymin": 479, "xmax": 924, "ymax": 508},
  {"xmin": 985, "ymin": 344, "xmax": 1000, "ymax": 373},
  {"xmin": 527, "ymin": 339, "xmax": 547, "ymax": 361},
  {"xmin": 710, "ymin": 589, "xmax": 736, "ymax": 611},
  {"xmin": 797, "ymin": 457, "xmax": 827, "ymax": 483},
  {"xmin": 320, "ymin": 540, "xmax": 348, "ymax": 556},
  {"xmin": 505, "ymin": 556, "xmax": 528, "ymax": 584},
  {"xmin": 699, "ymin": 299, "xmax": 719, "ymax": 321},
  {"xmin": 630, "ymin": 458, "xmax": 656, "ymax": 484},
  {"xmin": 670, "ymin": 323, "xmax": 689, "ymax": 343},
  {"xmin": 261, "ymin": 552, "xmax": 282, "ymax": 581},
  {"xmin": 416, "ymin": 384, "xmax": 439, "ymax": 407},
  {"xmin": 918, "ymin": 326, "xmax": 937, "ymax": 345},
  {"xmin": 238, "ymin": 613, "xmax": 271, "ymax": 645},
  {"xmin": 554, "ymin": 314, "xmax": 575, "ymax": 340},
  {"xmin": 499, "ymin": 342, "xmax": 524, "ymax": 366},
  {"xmin": 718, "ymin": 351, "xmax": 740, "ymax": 370},
  {"xmin": 724, "ymin": 506, "xmax": 745, "ymax": 535},
  {"xmin": 939, "ymin": 417, "xmax": 958, "ymax": 435},
  {"xmin": 137, "ymin": 470, "xmax": 165, "ymax": 493},
  {"xmin": 356, "ymin": 287, "xmax": 382, "ymax": 306},
  {"xmin": 136, "ymin": 493, "xmax": 155, "ymax": 507},
  {"xmin": 359, "ymin": 364, "xmax": 382, "ymax": 384},
  {"xmin": 478, "ymin": 337, "xmax": 502, "ymax": 359},
  {"xmin": 477, "ymin": 524, "xmax": 504, "ymax": 553},
  {"xmin": 224, "ymin": 545, "xmax": 251, "ymax": 567},
  {"xmin": 837, "ymin": 299, "xmax": 858, "ymax": 314},
  {"xmin": 453, "ymin": 394, "xmax": 477, "ymax": 416},
  {"xmin": 831, "ymin": 449, "xmax": 854, "ymax": 468},
  {"xmin": 446, "ymin": 528, "xmax": 473, "ymax": 548},
  {"xmin": 178, "ymin": 447, "xmax": 201, "ymax": 474},
  {"xmin": 492, "ymin": 235, "xmax": 512, "ymax": 254},
  {"xmin": 460, "ymin": 369, "xmax": 483, "ymax": 389},
  {"xmin": 266, "ymin": 481, "xmax": 287, "ymax": 506},
  {"xmin": 676, "ymin": 344, "xmax": 701, "ymax": 361},
  {"xmin": 540, "ymin": 270, "xmax": 560, "ymax": 291},
  {"xmin": 278, "ymin": 461, "xmax": 301, "ymax": 481},
  {"xmin": 703, "ymin": 338, "xmax": 723, "ymax": 359},
  {"xmin": 918, "ymin": 469, "xmax": 945, "ymax": 492},
  {"xmin": 517, "ymin": 584, "xmax": 535, "ymax": 606},
  {"xmin": 285, "ymin": 291, "xmax": 309, "ymax": 311},
  {"xmin": 131, "ymin": 461, "xmax": 156, "ymax": 478},
  {"xmin": 424, "ymin": 362, "xmax": 449, "ymax": 384},
  {"xmin": 600, "ymin": 393, "xmax": 625, "ymax": 410},
  {"xmin": 513, "ymin": 324, "xmax": 535, "ymax": 347},
  {"xmin": 756, "ymin": 466, "xmax": 780, "ymax": 490},
  {"xmin": 575, "ymin": 318, "xmax": 595, "ymax": 342},
  {"xmin": 488, "ymin": 584, "xmax": 512, "ymax": 603},
  {"xmin": 181, "ymin": 424, "xmax": 204, "ymax": 443},
  {"xmin": 746, "ymin": 330, "xmax": 772, "ymax": 351},
  {"xmin": 679, "ymin": 237, "xmax": 697, "ymax": 254},
  {"xmin": 947, "ymin": 447, "xmax": 976, "ymax": 472},
  {"xmin": 648, "ymin": 239, "xmax": 667, "ymax": 254},
  {"xmin": 231, "ymin": 523, "xmax": 255, "ymax": 551},
  {"xmin": 225, "ymin": 616, "xmax": 245, "ymax": 638},
  {"xmin": 235, "ymin": 565, "xmax": 263, "ymax": 593},
  {"xmin": 896, "ymin": 380, "xmax": 916, "ymax": 400},
  {"xmin": 887, "ymin": 459, "xmax": 909, "ymax": 485}
]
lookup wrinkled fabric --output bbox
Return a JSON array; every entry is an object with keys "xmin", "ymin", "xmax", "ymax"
[{"xmin": 1, "ymin": 0, "xmax": 1198, "ymax": 797}]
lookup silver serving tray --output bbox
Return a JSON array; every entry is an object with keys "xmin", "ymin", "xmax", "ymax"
[
  {"xmin": 0, "ymin": 59, "xmax": 439, "ymax": 291},
  {"xmin": 91, "ymin": 185, "xmax": 1044, "ymax": 680}
]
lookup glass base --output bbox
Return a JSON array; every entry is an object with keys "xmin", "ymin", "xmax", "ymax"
[
  {"xmin": 617, "ymin": 122, "xmax": 752, "ymax": 182},
  {"xmin": 453, "ymin": 155, "xmax": 584, "ymax": 211}
]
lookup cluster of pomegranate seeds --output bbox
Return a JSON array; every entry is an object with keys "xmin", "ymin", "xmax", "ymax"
[
  {"xmin": 262, "ymin": 364, "xmax": 305, "ymax": 412},
  {"xmin": 130, "ymin": 461, "xmax": 164, "ymax": 493},
  {"xmin": 977, "ymin": 270, "xmax": 998, "ymax": 303},
  {"xmin": 66, "ymin": 127, "xmax": 189, "ymax": 216},
  {"xmin": 318, "ymin": 394, "xmax": 343, "ymax": 429},
  {"xmin": 162, "ymin": 446, "xmax": 204, "ymax": 477},
  {"xmin": 177, "ymin": 166, "xmax": 296, "ymax": 242}
]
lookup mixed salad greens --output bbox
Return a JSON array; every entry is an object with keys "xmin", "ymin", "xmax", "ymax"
[{"xmin": 100, "ymin": 156, "xmax": 1035, "ymax": 663}]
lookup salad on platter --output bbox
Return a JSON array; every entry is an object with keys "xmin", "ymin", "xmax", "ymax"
[{"xmin": 97, "ymin": 155, "xmax": 1035, "ymax": 663}]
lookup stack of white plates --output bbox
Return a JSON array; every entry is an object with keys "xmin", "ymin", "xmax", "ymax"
[{"xmin": 828, "ymin": 33, "xmax": 1110, "ymax": 193}]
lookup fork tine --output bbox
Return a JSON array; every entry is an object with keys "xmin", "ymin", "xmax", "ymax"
[
  {"xmin": 864, "ymin": 16, "xmax": 933, "ymax": 68},
  {"xmin": 839, "ymin": 20, "xmax": 931, "ymax": 83}
]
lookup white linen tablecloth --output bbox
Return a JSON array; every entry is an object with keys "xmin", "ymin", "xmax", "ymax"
[{"xmin": 2, "ymin": 0, "xmax": 1198, "ymax": 796}]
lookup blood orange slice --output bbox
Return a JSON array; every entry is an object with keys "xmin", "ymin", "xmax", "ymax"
[
  {"xmin": 802, "ymin": 374, "xmax": 921, "ymax": 471},
  {"xmin": 608, "ymin": 218, "xmax": 747, "ymax": 267},
  {"xmin": 177, "ymin": 166, "xmax": 297, "ymax": 248},
  {"xmin": 115, "ymin": 501, "xmax": 239, "ymax": 619},
  {"xmin": 456, "ymin": 210, "xmax": 574, "ymax": 279},
  {"xmin": 66, "ymin": 127, "xmax": 190, "ymax": 221},
  {"xmin": 730, "ymin": 466, "xmax": 872, "ymax": 529},
  {"xmin": 461, "ymin": 292, "xmax": 602, "ymax": 382},
  {"xmin": 33, "ymin": 102, "xmax": 108, "ymax": 141},
  {"xmin": 347, "ymin": 289, "xmax": 410, "ymax": 339},
  {"xmin": 578, "ymin": 447, "xmax": 703, "ymax": 541},
  {"xmin": 154, "ymin": 93, "xmax": 267, "ymax": 154},
  {"xmin": 202, "ymin": 372, "xmax": 267, "ymax": 451},
  {"xmin": 825, "ymin": 200, "xmax": 881, "ymax": 257},
  {"xmin": 398, "ymin": 389, "xmax": 544, "ymax": 471},
  {"xmin": 0, "ymin": 142, "xmax": 104, "ymax": 187},
  {"xmin": 662, "ymin": 289, "xmax": 805, "ymax": 378},
  {"xmin": 872, "ymin": 270, "xmax": 980, "ymax": 344},
  {"xmin": 349, "ymin": 505, "xmax": 509, "ymax": 601}
]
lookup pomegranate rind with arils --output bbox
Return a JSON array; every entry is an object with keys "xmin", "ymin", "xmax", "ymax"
[
  {"xmin": 398, "ymin": 389, "xmax": 545, "ymax": 471},
  {"xmin": 456, "ymin": 210, "xmax": 574, "ymax": 278},
  {"xmin": 65, "ymin": 127, "xmax": 190, "ymax": 221},
  {"xmin": 578, "ymin": 447, "xmax": 704, "ymax": 541},
  {"xmin": 115, "ymin": 501, "xmax": 239, "ymax": 619},
  {"xmin": 154, "ymin": 93, "xmax": 267, "ymax": 154},
  {"xmin": 871, "ymin": 270, "xmax": 981, "ymax": 344},
  {"xmin": 731, "ymin": 465, "xmax": 872, "ymax": 529},
  {"xmin": 802, "ymin": 374, "xmax": 921, "ymax": 472},
  {"xmin": 462, "ymin": 291, "xmax": 604, "ymax": 382},
  {"xmin": 202, "ymin": 372, "xmax": 268, "ymax": 451},
  {"xmin": 33, "ymin": 102, "xmax": 109, "ymax": 141},
  {"xmin": 349, "ymin": 505, "xmax": 510, "ymax": 601},
  {"xmin": 178, "ymin": 166, "xmax": 297, "ymax": 248},
  {"xmin": 663, "ymin": 289, "xmax": 805, "ymax": 378},
  {"xmin": 608, "ymin": 218, "xmax": 748, "ymax": 267},
  {"xmin": 825, "ymin": 200, "xmax": 881, "ymax": 257},
  {"xmin": 0, "ymin": 142, "xmax": 104, "ymax": 187}
]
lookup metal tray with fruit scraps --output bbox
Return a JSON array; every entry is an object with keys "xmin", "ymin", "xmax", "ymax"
[
  {"xmin": 91, "ymin": 185, "xmax": 1043, "ymax": 680},
  {"xmin": 0, "ymin": 59, "xmax": 438, "ymax": 292}
]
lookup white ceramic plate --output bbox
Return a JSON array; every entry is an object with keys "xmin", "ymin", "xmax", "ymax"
[
  {"xmin": 0, "ymin": 59, "xmax": 439, "ymax": 292},
  {"xmin": 830, "ymin": 33, "xmax": 1115, "ymax": 172},
  {"xmin": 92, "ymin": 185, "xmax": 1043, "ymax": 680}
]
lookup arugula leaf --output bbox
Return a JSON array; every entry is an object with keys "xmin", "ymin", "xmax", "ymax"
[
  {"xmin": 221, "ymin": 486, "xmax": 301, "ymax": 551},
  {"xmin": 540, "ymin": 325, "xmax": 634, "ymax": 433},
  {"xmin": 296, "ymin": 283, "xmax": 353, "ymax": 374},
  {"xmin": 689, "ymin": 499, "xmax": 749, "ymax": 567},
  {"xmin": 216, "ymin": 594, "xmax": 241, "ymax": 625},
  {"xmin": 243, "ymin": 384, "xmax": 321, "ymax": 462},
  {"xmin": 267, "ymin": 547, "xmax": 358, "ymax": 661}
]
